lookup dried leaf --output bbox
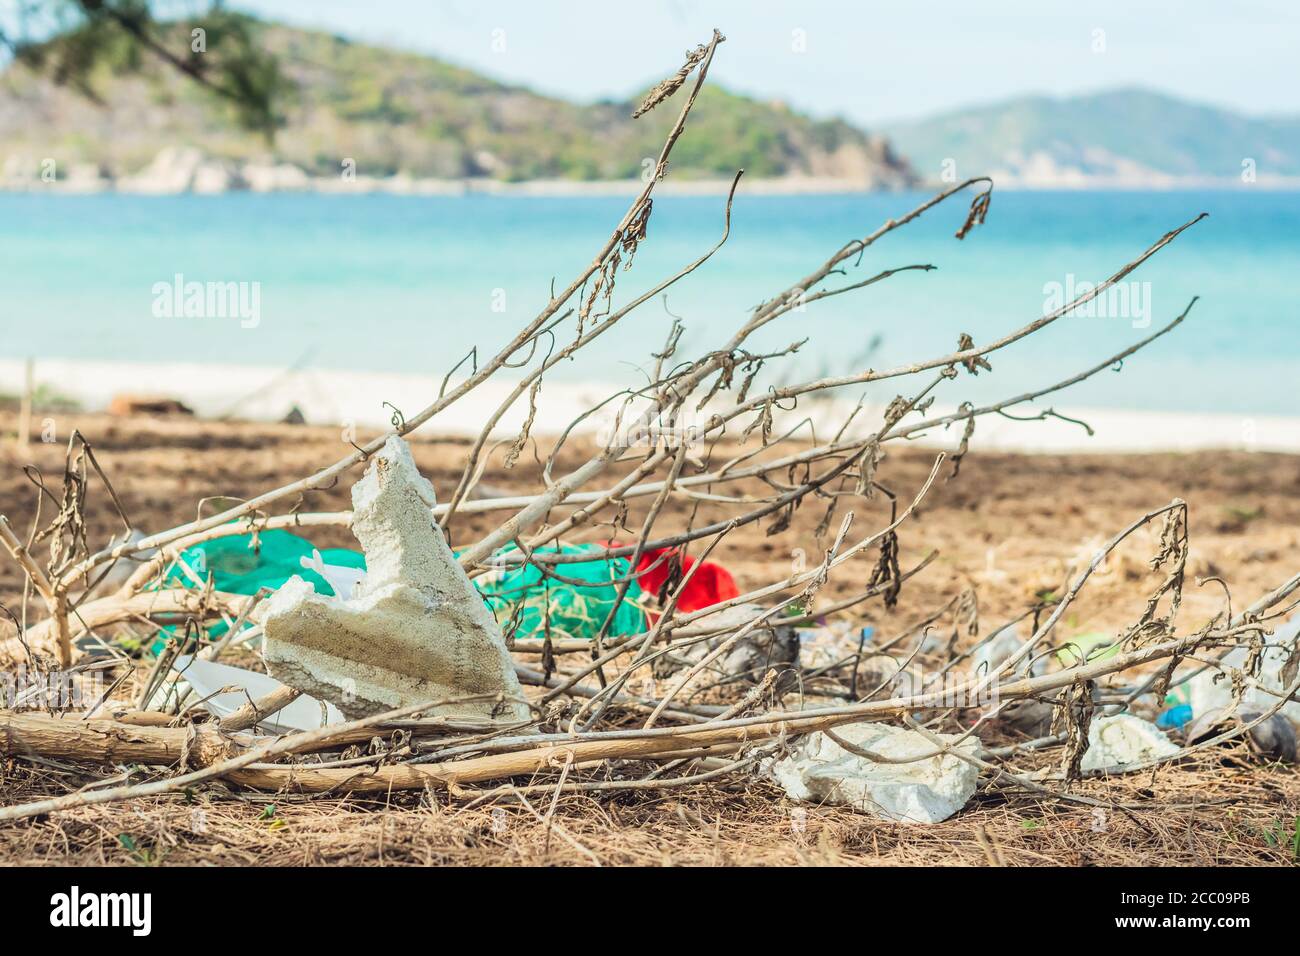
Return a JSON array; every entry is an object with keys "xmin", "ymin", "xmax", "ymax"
[
  {"xmin": 955, "ymin": 189, "xmax": 992, "ymax": 240},
  {"xmin": 632, "ymin": 41, "xmax": 711, "ymax": 118},
  {"xmin": 957, "ymin": 333, "xmax": 992, "ymax": 375},
  {"xmin": 1052, "ymin": 680, "xmax": 1095, "ymax": 785}
]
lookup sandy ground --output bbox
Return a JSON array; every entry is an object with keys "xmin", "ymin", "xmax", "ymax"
[
  {"xmin": 0, "ymin": 410, "xmax": 1297, "ymax": 866},
  {"xmin": 3, "ymin": 412, "xmax": 1297, "ymax": 633}
]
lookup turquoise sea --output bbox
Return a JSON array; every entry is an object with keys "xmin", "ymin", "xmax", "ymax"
[{"xmin": 1, "ymin": 189, "xmax": 1297, "ymax": 416}]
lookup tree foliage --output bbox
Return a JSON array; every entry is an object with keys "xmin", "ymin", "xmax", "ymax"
[{"xmin": 1, "ymin": 0, "xmax": 284, "ymax": 137}]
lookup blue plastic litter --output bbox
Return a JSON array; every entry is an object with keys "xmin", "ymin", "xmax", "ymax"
[{"xmin": 1157, "ymin": 704, "xmax": 1193, "ymax": 729}]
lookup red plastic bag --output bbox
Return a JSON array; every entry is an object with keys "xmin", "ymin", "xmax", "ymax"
[{"xmin": 629, "ymin": 545, "xmax": 739, "ymax": 614}]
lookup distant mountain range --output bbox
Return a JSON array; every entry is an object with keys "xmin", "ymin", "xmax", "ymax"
[
  {"xmin": 2, "ymin": 19, "xmax": 1297, "ymax": 193},
  {"xmin": 0, "ymin": 21, "xmax": 915, "ymax": 193},
  {"xmin": 884, "ymin": 88, "xmax": 1300, "ymax": 188}
]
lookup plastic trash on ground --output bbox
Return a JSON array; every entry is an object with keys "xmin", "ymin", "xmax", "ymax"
[
  {"xmin": 1080, "ymin": 714, "xmax": 1180, "ymax": 772},
  {"xmin": 973, "ymin": 624, "xmax": 1047, "ymax": 677},
  {"xmin": 94, "ymin": 529, "xmax": 156, "ymax": 594},
  {"xmin": 653, "ymin": 603, "xmax": 799, "ymax": 689},
  {"xmin": 258, "ymin": 436, "xmax": 529, "ymax": 722},
  {"xmin": 169, "ymin": 536, "xmax": 657, "ymax": 646},
  {"xmin": 1186, "ymin": 615, "xmax": 1300, "ymax": 731},
  {"xmin": 1186, "ymin": 708, "xmax": 1297, "ymax": 763},
  {"xmin": 171, "ymin": 654, "xmax": 343, "ymax": 733},
  {"xmin": 796, "ymin": 620, "xmax": 874, "ymax": 672},
  {"xmin": 1055, "ymin": 631, "xmax": 1122, "ymax": 668},
  {"xmin": 628, "ymin": 544, "xmax": 739, "ymax": 615},
  {"xmin": 1156, "ymin": 703, "xmax": 1194, "ymax": 729},
  {"xmin": 767, "ymin": 722, "xmax": 981, "ymax": 823},
  {"xmin": 168, "ymin": 529, "xmax": 366, "ymax": 602},
  {"xmin": 157, "ymin": 529, "xmax": 365, "ymax": 653},
  {"xmin": 475, "ymin": 543, "xmax": 648, "ymax": 642},
  {"xmin": 299, "ymin": 549, "xmax": 367, "ymax": 602},
  {"xmin": 158, "ymin": 512, "xmax": 745, "ymax": 650},
  {"xmin": 999, "ymin": 699, "xmax": 1055, "ymax": 737}
]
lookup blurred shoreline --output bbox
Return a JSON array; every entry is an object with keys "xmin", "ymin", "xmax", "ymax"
[
  {"xmin": 5, "ymin": 147, "xmax": 1300, "ymax": 197},
  {"xmin": 3, "ymin": 357, "xmax": 1296, "ymax": 454}
]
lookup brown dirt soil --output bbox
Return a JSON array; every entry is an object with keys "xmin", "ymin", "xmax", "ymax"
[{"xmin": 0, "ymin": 411, "xmax": 1297, "ymax": 866}]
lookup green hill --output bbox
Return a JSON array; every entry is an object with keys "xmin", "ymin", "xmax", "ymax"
[
  {"xmin": 0, "ymin": 20, "xmax": 915, "ymax": 187},
  {"xmin": 884, "ymin": 88, "xmax": 1300, "ymax": 186}
]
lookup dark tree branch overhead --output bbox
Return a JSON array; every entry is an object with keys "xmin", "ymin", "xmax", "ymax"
[{"xmin": 6, "ymin": 0, "xmax": 283, "ymax": 136}]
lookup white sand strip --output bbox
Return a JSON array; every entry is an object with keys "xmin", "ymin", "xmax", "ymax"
[{"xmin": 2, "ymin": 358, "xmax": 1296, "ymax": 454}]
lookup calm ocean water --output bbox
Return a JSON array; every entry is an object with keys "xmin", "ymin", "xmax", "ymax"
[{"xmin": 1, "ymin": 189, "xmax": 1297, "ymax": 415}]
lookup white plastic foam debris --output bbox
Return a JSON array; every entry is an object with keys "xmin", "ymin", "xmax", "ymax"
[
  {"xmin": 300, "ymin": 549, "xmax": 367, "ymax": 602},
  {"xmin": 172, "ymin": 655, "xmax": 343, "ymax": 733},
  {"xmin": 1080, "ymin": 714, "xmax": 1180, "ymax": 773},
  {"xmin": 767, "ymin": 722, "xmax": 980, "ymax": 824},
  {"xmin": 259, "ymin": 435, "xmax": 529, "ymax": 722}
]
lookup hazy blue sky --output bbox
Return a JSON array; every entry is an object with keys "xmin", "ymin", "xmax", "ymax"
[{"xmin": 225, "ymin": 0, "xmax": 1300, "ymax": 124}]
